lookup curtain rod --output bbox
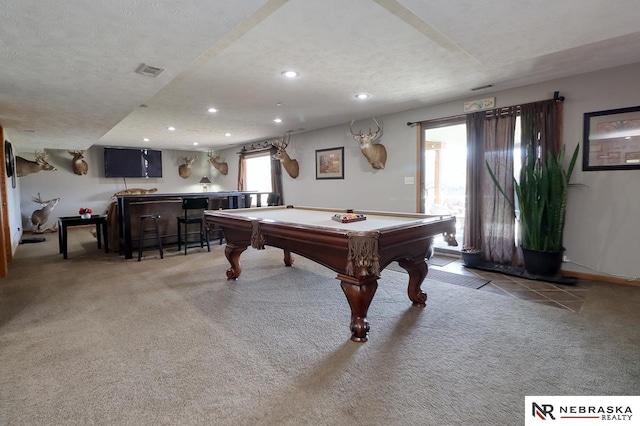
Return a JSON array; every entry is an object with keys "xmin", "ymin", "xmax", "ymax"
[
  {"xmin": 236, "ymin": 140, "xmax": 275, "ymax": 154},
  {"xmin": 406, "ymin": 91, "xmax": 565, "ymax": 127}
]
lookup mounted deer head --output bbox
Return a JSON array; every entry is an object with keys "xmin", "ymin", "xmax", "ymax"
[
  {"xmin": 207, "ymin": 151, "xmax": 229, "ymax": 175},
  {"xmin": 271, "ymin": 134, "xmax": 299, "ymax": 179},
  {"xmin": 68, "ymin": 150, "xmax": 88, "ymax": 175},
  {"xmin": 350, "ymin": 118, "xmax": 387, "ymax": 170},
  {"xmin": 30, "ymin": 193, "xmax": 60, "ymax": 232},
  {"xmin": 15, "ymin": 150, "xmax": 57, "ymax": 177},
  {"xmin": 178, "ymin": 154, "xmax": 198, "ymax": 179}
]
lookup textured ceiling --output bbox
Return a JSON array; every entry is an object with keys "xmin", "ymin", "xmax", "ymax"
[{"xmin": 2, "ymin": 0, "xmax": 640, "ymax": 153}]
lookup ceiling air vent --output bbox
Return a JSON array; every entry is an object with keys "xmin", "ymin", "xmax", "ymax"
[
  {"xmin": 135, "ymin": 63, "xmax": 165, "ymax": 78},
  {"xmin": 470, "ymin": 84, "xmax": 493, "ymax": 91}
]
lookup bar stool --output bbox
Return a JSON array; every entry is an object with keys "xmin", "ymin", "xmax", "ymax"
[
  {"xmin": 138, "ymin": 214, "xmax": 164, "ymax": 261},
  {"xmin": 176, "ymin": 197, "xmax": 211, "ymax": 255},
  {"xmin": 266, "ymin": 192, "xmax": 280, "ymax": 206}
]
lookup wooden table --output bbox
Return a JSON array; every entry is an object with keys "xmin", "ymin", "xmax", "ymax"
[
  {"xmin": 58, "ymin": 215, "xmax": 109, "ymax": 259},
  {"xmin": 204, "ymin": 205, "xmax": 457, "ymax": 342}
]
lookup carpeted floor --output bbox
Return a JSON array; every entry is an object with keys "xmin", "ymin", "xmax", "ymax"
[{"xmin": 1, "ymin": 228, "xmax": 639, "ymax": 425}]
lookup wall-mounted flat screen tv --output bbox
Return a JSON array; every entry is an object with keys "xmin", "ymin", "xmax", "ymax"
[{"xmin": 104, "ymin": 147, "xmax": 162, "ymax": 178}]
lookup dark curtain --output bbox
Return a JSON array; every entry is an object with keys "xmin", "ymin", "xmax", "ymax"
[
  {"xmin": 270, "ymin": 147, "xmax": 284, "ymax": 205},
  {"xmin": 465, "ymin": 109, "xmax": 517, "ymax": 264},
  {"xmin": 237, "ymin": 153, "xmax": 246, "ymax": 190},
  {"xmin": 520, "ymin": 100, "xmax": 561, "ymax": 162}
]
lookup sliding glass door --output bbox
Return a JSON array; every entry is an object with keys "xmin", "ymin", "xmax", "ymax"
[{"xmin": 422, "ymin": 122, "xmax": 466, "ymax": 252}]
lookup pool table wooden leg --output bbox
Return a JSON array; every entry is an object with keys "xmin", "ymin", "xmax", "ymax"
[
  {"xmin": 338, "ymin": 274, "xmax": 378, "ymax": 343},
  {"xmin": 225, "ymin": 244, "xmax": 248, "ymax": 280},
  {"xmin": 283, "ymin": 249, "xmax": 294, "ymax": 267},
  {"xmin": 397, "ymin": 258, "xmax": 428, "ymax": 306}
]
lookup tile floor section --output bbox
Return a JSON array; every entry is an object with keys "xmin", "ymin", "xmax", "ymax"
[{"xmin": 431, "ymin": 256, "xmax": 590, "ymax": 312}]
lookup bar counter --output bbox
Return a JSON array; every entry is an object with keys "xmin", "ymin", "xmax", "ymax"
[{"xmin": 113, "ymin": 191, "xmax": 255, "ymax": 259}]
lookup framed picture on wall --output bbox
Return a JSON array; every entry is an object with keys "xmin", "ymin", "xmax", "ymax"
[
  {"xmin": 315, "ymin": 147, "xmax": 344, "ymax": 179},
  {"xmin": 583, "ymin": 105, "xmax": 640, "ymax": 171}
]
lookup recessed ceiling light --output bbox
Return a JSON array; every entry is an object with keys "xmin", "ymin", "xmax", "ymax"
[
  {"xmin": 281, "ymin": 70, "xmax": 298, "ymax": 78},
  {"xmin": 273, "ymin": 118, "xmax": 282, "ymax": 123},
  {"xmin": 193, "ymin": 142, "xmax": 199, "ymax": 146},
  {"xmin": 143, "ymin": 138, "xmax": 150, "ymax": 142},
  {"xmin": 225, "ymin": 132, "xmax": 231, "ymax": 137},
  {"xmin": 168, "ymin": 126, "xmax": 176, "ymax": 131},
  {"xmin": 208, "ymin": 108, "xmax": 218, "ymax": 113},
  {"xmin": 355, "ymin": 93, "xmax": 370, "ymax": 100}
]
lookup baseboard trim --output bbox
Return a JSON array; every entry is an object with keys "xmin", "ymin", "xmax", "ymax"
[{"xmin": 560, "ymin": 269, "xmax": 640, "ymax": 287}]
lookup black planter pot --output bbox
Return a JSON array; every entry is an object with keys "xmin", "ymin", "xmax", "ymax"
[
  {"xmin": 521, "ymin": 247, "xmax": 563, "ymax": 276},
  {"xmin": 461, "ymin": 251, "xmax": 483, "ymax": 268}
]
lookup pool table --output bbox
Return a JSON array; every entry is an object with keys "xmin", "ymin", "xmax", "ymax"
[{"xmin": 203, "ymin": 205, "xmax": 457, "ymax": 342}]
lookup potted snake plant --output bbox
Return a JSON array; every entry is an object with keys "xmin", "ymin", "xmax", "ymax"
[{"xmin": 486, "ymin": 143, "xmax": 579, "ymax": 276}]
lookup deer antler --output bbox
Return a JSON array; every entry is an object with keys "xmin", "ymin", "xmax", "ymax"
[
  {"xmin": 181, "ymin": 154, "xmax": 197, "ymax": 164},
  {"xmin": 35, "ymin": 150, "xmax": 49, "ymax": 164},
  {"xmin": 349, "ymin": 120, "xmax": 360, "ymax": 136},
  {"xmin": 350, "ymin": 118, "xmax": 380, "ymax": 138},
  {"xmin": 371, "ymin": 117, "xmax": 381, "ymax": 135},
  {"xmin": 32, "ymin": 193, "xmax": 44, "ymax": 205},
  {"xmin": 272, "ymin": 133, "xmax": 290, "ymax": 149},
  {"xmin": 207, "ymin": 151, "xmax": 222, "ymax": 162}
]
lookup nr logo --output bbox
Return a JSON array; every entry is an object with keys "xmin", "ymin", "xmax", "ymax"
[{"xmin": 533, "ymin": 402, "xmax": 556, "ymax": 420}]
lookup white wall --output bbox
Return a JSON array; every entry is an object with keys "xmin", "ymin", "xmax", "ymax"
[
  {"xmin": 221, "ymin": 62, "xmax": 640, "ymax": 280},
  {"xmin": 222, "ymin": 115, "xmax": 421, "ymax": 212}
]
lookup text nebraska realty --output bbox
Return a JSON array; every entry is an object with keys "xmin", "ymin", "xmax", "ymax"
[{"xmin": 560, "ymin": 405, "xmax": 632, "ymax": 421}]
